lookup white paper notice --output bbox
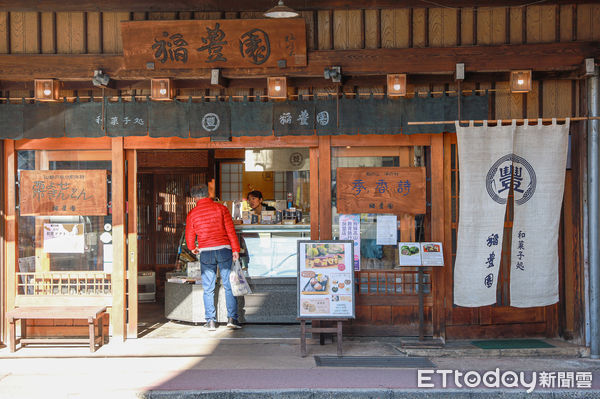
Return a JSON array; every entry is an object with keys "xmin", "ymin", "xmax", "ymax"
[
  {"xmin": 376, "ymin": 215, "xmax": 397, "ymax": 245},
  {"xmin": 420, "ymin": 242, "xmax": 444, "ymax": 266},
  {"xmin": 43, "ymin": 223, "xmax": 84, "ymax": 253}
]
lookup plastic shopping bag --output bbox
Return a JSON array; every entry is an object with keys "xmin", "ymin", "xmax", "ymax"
[{"xmin": 229, "ymin": 259, "xmax": 252, "ymax": 296}]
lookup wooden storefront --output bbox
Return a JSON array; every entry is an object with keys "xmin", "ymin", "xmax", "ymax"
[{"xmin": 0, "ymin": 1, "xmax": 598, "ymax": 344}]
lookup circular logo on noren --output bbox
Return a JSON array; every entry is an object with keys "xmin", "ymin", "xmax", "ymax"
[
  {"xmin": 201, "ymin": 113, "xmax": 220, "ymax": 132},
  {"xmin": 486, "ymin": 153, "xmax": 536, "ymax": 205}
]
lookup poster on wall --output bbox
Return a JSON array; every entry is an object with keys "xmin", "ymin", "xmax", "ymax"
[
  {"xmin": 297, "ymin": 240, "xmax": 355, "ymax": 319},
  {"xmin": 43, "ymin": 223, "xmax": 84, "ymax": 253},
  {"xmin": 339, "ymin": 214, "xmax": 361, "ymax": 271}
]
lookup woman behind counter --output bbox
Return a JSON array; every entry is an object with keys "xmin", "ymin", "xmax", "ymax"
[{"xmin": 247, "ymin": 190, "xmax": 276, "ymax": 214}]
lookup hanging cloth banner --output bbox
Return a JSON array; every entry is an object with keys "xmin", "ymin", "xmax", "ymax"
[
  {"xmin": 453, "ymin": 121, "xmax": 514, "ymax": 307},
  {"xmin": 230, "ymin": 100, "xmax": 273, "ymax": 137},
  {"xmin": 106, "ymin": 98, "xmax": 149, "ymax": 137},
  {"xmin": 0, "ymin": 102, "xmax": 24, "ymax": 140},
  {"xmin": 149, "ymin": 100, "xmax": 189, "ymax": 138},
  {"xmin": 65, "ymin": 99, "xmax": 105, "ymax": 138},
  {"xmin": 454, "ymin": 119, "xmax": 569, "ymax": 308},
  {"xmin": 23, "ymin": 102, "xmax": 66, "ymax": 139},
  {"xmin": 509, "ymin": 119, "xmax": 569, "ymax": 307},
  {"xmin": 0, "ymin": 94, "xmax": 488, "ymax": 139},
  {"xmin": 273, "ymin": 99, "xmax": 315, "ymax": 136},
  {"xmin": 189, "ymin": 100, "xmax": 231, "ymax": 140}
]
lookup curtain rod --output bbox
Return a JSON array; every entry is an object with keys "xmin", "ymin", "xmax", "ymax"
[{"xmin": 408, "ymin": 117, "xmax": 600, "ymax": 125}]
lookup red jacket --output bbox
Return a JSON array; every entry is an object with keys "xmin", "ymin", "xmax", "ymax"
[{"xmin": 185, "ymin": 198, "xmax": 240, "ymax": 253}]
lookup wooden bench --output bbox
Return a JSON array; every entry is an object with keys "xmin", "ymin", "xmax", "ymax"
[{"xmin": 7, "ymin": 306, "xmax": 109, "ymax": 353}]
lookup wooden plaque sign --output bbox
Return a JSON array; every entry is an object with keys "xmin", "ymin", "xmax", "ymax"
[
  {"xmin": 337, "ymin": 167, "xmax": 426, "ymax": 215},
  {"xmin": 121, "ymin": 19, "xmax": 307, "ymax": 70},
  {"xmin": 20, "ymin": 170, "xmax": 108, "ymax": 216}
]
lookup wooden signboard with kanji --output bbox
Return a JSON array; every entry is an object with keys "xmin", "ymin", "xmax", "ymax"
[
  {"xmin": 337, "ymin": 167, "xmax": 426, "ymax": 215},
  {"xmin": 20, "ymin": 170, "xmax": 108, "ymax": 216},
  {"xmin": 121, "ymin": 19, "xmax": 307, "ymax": 70}
]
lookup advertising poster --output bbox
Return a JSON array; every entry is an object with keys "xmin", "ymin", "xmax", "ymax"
[
  {"xmin": 297, "ymin": 240, "xmax": 355, "ymax": 319},
  {"xmin": 339, "ymin": 214, "xmax": 361, "ymax": 271},
  {"xmin": 43, "ymin": 223, "xmax": 85, "ymax": 253},
  {"xmin": 421, "ymin": 242, "xmax": 444, "ymax": 266},
  {"xmin": 398, "ymin": 242, "xmax": 422, "ymax": 266}
]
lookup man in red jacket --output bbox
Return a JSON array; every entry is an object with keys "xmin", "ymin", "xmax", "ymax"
[{"xmin": 185, "ymin": 184, "xmax": 242, "ymax": 331}]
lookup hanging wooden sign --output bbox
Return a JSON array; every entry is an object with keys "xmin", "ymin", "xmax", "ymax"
[
  {"xmin": 337, "ymin": 167, "xmax": 426, "ymax": 215},
  {"xmin": 20, "ymin": 170, "xmax": 108, "ymax": 216},
  {"xmin": 121, "ymin": 19, "xmax": 307, "ymax": 70}
]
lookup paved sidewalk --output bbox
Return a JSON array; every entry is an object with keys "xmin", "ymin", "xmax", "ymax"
[{"xmin": 0, "ymin": 324, "xmax": 599, "ymax": 398}]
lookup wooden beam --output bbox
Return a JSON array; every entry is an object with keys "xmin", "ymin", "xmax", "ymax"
[
  {"xmin": 0, "ymin": 42, "xmax": 597, "ymax": 82},
  {"xmin": 0, "ymin": 1, "xmax": 594, "ymax": 12}
]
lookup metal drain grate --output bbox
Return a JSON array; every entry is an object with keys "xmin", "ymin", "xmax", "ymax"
[{"xmin": 314, "ymin": 356, "xmax": 435, "ymax": 368}]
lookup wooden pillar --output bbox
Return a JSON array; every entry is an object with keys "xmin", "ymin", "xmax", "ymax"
[
  {"xmin": 0, "ymin": 140, "xmax": 4, "ymax": 343},
  {"xmin": 318, "ymin": 136, "xmax": 331, "ymax": 240},
  {"xmin": 111, "ymin": 138, "xmax": 126, "ymax": 340},
  {"xmin": 126, "ymin": 149, "xmax": 138, "ymax": 339},
  {"xmin": 3, "ymin": 140, "xmax": 17, "ymax": 343},
  {"xmin": 430, "ymin": 134, "xmax": 445, "ymax": 339},
  {"xmin": 309, "ymin": 147, "xmax": 319, "ymax": 240}
]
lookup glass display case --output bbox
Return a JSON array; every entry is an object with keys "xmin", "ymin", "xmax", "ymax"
[{"xmin": 236, "ymin": 224, "xmax": 311, "ymax": 277}]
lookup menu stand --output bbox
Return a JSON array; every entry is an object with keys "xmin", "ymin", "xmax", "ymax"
[{"xmin": 299, "ymin": 318, "xmax": 346, "ymax": 357}]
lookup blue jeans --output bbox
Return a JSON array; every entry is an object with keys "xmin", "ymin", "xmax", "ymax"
[{"xmin": 199, "ymin": 248, "xmax": 237, "ymax": 321}]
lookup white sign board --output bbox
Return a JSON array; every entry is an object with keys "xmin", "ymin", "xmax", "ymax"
[
  {"xmin": 297, "ymin": 240, "xmax": 355, "ymax": 319},
  {"xmin": 43, "ymin": 223, "xmax": 84, "ymax": 253},
  {"xmin": 398, "ymin": 242, "xmax": 444, "ymax": 267}
]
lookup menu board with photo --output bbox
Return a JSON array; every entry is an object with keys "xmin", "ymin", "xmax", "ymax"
[
  {"xmin": 297, "ymin": 240, "xmax": 355, "ymax": 319},
  {"xmin": 398, "ymin": 241, "xmax": 445, "ymax": 267}
]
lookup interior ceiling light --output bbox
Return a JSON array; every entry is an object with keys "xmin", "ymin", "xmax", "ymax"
[{"xmin": 264, "ymin": 0, "xmax": 300, "ymax": 18}]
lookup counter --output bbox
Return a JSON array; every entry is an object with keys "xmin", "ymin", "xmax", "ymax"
[{"xmin": 164, "ymin": 224, "xmax": 309, "ymax": 324}]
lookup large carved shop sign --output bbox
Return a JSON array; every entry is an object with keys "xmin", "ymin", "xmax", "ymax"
[{"xmin": 121, "ymin": 19, "xmax": 307, "ymax": 69}]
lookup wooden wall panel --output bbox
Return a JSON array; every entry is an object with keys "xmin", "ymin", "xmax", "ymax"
[
  {"xmin": 193, "ymin": 12, "xmax": 223, "ymax": 20},
  {"xmin": 57, "ymin": 12, "xmax": 86, "ymax": 54},
  {"xmin": 577, "ymin": 4, "xmax": 600, "ymax": 40},
  {"xmin": 0, "ymin": 12, "xmax": 9, "ymax": 53},
  {"xmin": 559, "ymin": 5, "xmax": 574, "ymax": 42},
  {"xmin": 542, "ymin": 80, "xmax": 572, "ymax": 118},
  {"xmin": 40, "ymin": 12, "xmax": 55, "ymax": 54},
  {"xmin": 412, "ymin": 8, "xmax": 427, "ymax": 48},
  {"xmin": 317, "ymin": 10, "xmax": 332, "ymax": 50},
  {"xmin": 461, "ymin": 8, "xmax": 474, "ymax": 46},
  {"xmin": 87, "ymin": 12, "xmax": 102, "ymax": 53},
  {"xmin": 10, "ymin": 12, "xmax": 39, "ymax": 53},
  {"xmin": 148, "ymin": 12, "xmax": 177, "ymax": 20},
  {"xmin": 333, "ymin": 10, "xmax": 362, "ymax": 50},
  {"xmin": 333, "ymin": 10, "xmax": 349, "ymax": 50},
  {"xmin": 527, "ymin": 5, "xmax": 557, "ymax": 43},
  {"xmin": 301, "ymin": 11, "xmax": 315, "ymax": 51},
  {"xmin": 429, "ymin": 8, "xmax": 457, "ymax": 47},
  {"xmin": 509, "ymin": 7, "xmax": 523, "ymax": 44},
  {"xmin": 527, "ymin": 81, "xmax": 540, "ymax": 119},
  {"xmin": 364, "ymin": 9, "xmax": 379, "ymax": 49},
  {"xmin": 477, "ymin": 7, "xmax": 505, "ymax": 45},
  {"xmin": 495, "ymin": 81, "xmax": 522, "ymax": 119},
  {"xmin": 381, "ymin": 9, "xmax": 410, "ymax": 49},
  {"xmin": 102, "ymin": 12, "xmax": 129, "ymax": 53}
]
